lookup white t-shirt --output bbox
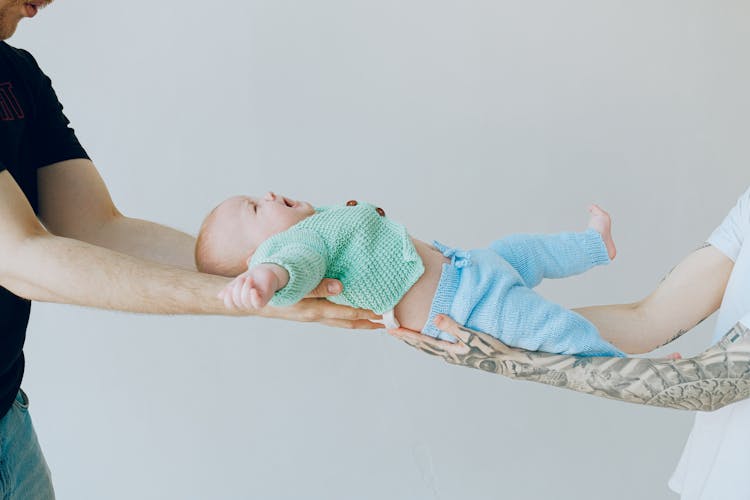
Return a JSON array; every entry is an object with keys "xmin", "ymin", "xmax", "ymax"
[{"xmin": 669, "ymin": 186, "xmax": 750, "ymax": 499}]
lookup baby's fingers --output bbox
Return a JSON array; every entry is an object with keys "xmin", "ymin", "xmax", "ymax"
[
  {"xmin": 223, "ymin": 288, "xmax": 235, "ymax": 310},
  {"xmin": 240, "ymin": 278, "xmax": 255, "ymax": 309},
  {"xmin": 231, "ymin": 276, "xmax": 248, "ymax": 309},
  {"xmin": 217, "ymin": 281, "xmax": 236, "ymax": 301},
  {"xmin": 249, "ymin": 288, "xmax": 265, "ymax": 309},
  {"xmin": 220, "ymin": 279, "xmax": 243, "ymax": 309}
]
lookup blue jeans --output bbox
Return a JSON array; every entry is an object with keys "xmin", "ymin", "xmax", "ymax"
[{"xmin": 0, "ymin": 390, "xmax": 55, "ymax": 499}]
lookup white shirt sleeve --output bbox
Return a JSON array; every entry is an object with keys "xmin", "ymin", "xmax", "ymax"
[{"xmin": 707, "ymin": 187, "xmax": 750, "ymax": 262}]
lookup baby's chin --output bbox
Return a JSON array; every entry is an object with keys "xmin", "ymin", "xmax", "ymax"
[{"xmin": 298, "ymin": 201, "xmax": 315, "ymax": 215}]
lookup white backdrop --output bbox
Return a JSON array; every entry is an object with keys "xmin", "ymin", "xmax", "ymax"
[{"xmin": 12, "ymin": 1, "xmax": 750, "ymax": 499}]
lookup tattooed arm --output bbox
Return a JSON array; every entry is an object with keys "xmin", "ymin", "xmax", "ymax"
[
  {"xmin": 574, "ymin": 244, "xmax": 733, "ymax": 354},
  {"xmin": 390, "ymin": 315, "xmax": 750, "ymax": 411},
  {"xmin": 388, "ymin": 243, "xmax": 741, "ymax": 410}
]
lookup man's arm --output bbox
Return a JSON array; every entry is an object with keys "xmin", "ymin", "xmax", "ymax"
[
  {"xmin": 34, "ymin": 159, "xmax": 380, "ymax": 327},
  {"xmin": 574, "ymin": 244, "xmax": 733, "ymax": 353},
  {"xmin": 390, "ymin": 315, "xmax": 750, "ymax": 412},
  {"xmin": 3, "ymin": 164, "xmax": 378, "ymax": 327},
  {"xmin": 77, "ymin": 215, "xmax": 198, "ymax": 271},
  {"xmin": 37, "ymin": 159, "xmax": 198, "ymax": 269},
  {"xmin": 1, "ymin": 169, "xmax": 233, "ymax": 313}
]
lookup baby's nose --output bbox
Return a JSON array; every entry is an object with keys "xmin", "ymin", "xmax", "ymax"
[{"xmin": 264, "ymin": 191, "xmax": 276, "ymax": 201}]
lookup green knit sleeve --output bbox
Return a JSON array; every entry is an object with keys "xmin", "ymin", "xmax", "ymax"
[{"xmin": 249, "ymin": 229, "xmax": 329, "ymax": 307}]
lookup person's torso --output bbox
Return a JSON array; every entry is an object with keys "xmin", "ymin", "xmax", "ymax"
[
  {"xmin": 670, "ymin": 187, "xmax": 750, "ymax": 498},
  {"xmin": 0, "ymin": 40, "xmax": 88, "ymax": 418},
  {"xmin": 0, "ymin": 41, "xmax": 41, "ymax": 211},
  {"xmin": 712, "ymin": 224, "xmax": 750, "ymax": 342}
]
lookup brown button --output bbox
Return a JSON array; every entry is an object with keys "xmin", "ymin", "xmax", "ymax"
[
  {"xmin": 346, "ymin": 200, "xmax": 358, "ymax": 207},
  {"xmin": 376, "ymin": 207, "xmax": 386, "ymax": 217}
]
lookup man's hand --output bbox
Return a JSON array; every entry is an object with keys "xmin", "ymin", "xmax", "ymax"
[
  {"xmin": 216, "ymin": 264, "xmax": 382, "ymax": 329},
  {"xmin": 260, "ymin": 278, "xmax": 383, "ymax": 330},
  {"xmin": 388, "ymin": 315, "xmax": 526, "ymax": 372}
]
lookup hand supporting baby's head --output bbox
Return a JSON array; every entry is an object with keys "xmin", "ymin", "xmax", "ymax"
[{"xmin": 195, "ymin": 192, "xmax": 315, "ymax": 276}]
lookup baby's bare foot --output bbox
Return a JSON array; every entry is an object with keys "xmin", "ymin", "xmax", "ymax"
[{"xmin": 588, "ymin": 204, "xmax": 616, "ymax": 260}]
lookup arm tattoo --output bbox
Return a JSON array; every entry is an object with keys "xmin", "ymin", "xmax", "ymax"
[
  {"xmin": 424, "ymin": 322, "xmax": 750, "ymax": 411},
  {"xmin": 657, "ymin": 314, "xmax": 712, "ymax": 349},
  {"xmin": 657, "ymin": 329, "xmax": 688, "ymax": 349},
  {"xmin": 658, "ymin": 265, "xmax": 676, "ymax": 285}
]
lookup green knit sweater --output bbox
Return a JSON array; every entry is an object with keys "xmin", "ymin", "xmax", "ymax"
[{"xmin": 248, "ymin": 202, "xmax": 425, "ymax": 314}]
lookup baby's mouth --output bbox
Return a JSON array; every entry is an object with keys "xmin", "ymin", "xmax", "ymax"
[{"xmin": 282, "ymin": 197, "xmax": 295, "ymax": 207}]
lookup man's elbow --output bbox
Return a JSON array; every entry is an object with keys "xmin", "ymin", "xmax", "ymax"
[
  {"xmin": 43, "ymin": 201, "xmax": 123, "ymax": 242},
  {"xmin": 620, "ymin": 300, "xmax": 662, "ymax": 355}
]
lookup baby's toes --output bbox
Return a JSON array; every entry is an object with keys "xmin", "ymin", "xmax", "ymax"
[{"xmin": 589, "ymin": 204, "xmax": 609, "ymax": 219}]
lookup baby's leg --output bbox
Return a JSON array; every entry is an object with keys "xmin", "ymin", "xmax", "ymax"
[
  {"xmin": 490, "ymin": 206, "xmax": 615, "ymax": 288},
  {"xmin": 493, "ymin": 285, "xmax": 624, "ymax": 357},
  {"xmin": 490, "ymin": 230, "xmax": 610, "ymax": 288}
]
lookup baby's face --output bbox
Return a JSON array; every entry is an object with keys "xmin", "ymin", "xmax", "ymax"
[{"xmin": 214, "ymin": 191, "xmax": 315, "ymax": 256}]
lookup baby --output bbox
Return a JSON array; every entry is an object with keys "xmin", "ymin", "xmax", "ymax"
[{"xmin": 196, "ymin": 192, "xmax": 624, "ymax": 357}]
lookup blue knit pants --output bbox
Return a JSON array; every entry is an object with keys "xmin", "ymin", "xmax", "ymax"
[{"xmin": 422, "ymin": 229, "xmax": 625, "ymax": 357}]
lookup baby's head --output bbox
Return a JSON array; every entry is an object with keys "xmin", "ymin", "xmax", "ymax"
[{"xmin": 195, "ymin": 191, "xmax": 315, "ymax": 276}]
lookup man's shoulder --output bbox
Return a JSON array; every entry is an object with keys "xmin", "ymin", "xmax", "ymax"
[
  {"xmin": 1, "ymin": 41, "xmax": 29, "ymax": 58},
  {"xmin": 0, "ymin": 41, "xmax": 41, "ymax": 74}
]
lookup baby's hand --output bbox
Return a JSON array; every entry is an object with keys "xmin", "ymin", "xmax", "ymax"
[{"xmin": 218, "ymin": 264, "xmax": 287, "ymax": 309}]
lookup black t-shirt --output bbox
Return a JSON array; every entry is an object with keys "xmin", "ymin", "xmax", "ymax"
[{"xmin": 0, "ymin": 41, "xmax": 89, "ymax": 418}]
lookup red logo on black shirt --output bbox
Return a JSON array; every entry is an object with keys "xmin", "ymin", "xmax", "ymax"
[{"xmin": 0, "ymin": 82, "xmax": 24, "ymax": 121}]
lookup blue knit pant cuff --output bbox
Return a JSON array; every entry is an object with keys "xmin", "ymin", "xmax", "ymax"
[{"xmin": 582, "ymin": 228, "xmax": 610, "ymax": 267}]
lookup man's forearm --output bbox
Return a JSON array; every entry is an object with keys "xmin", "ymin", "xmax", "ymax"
[
  {"xmin": 0, "ymin": 232, "xmax": 234, "ymax": 314},
  {"xmin": 0, "ymin": 231, "xmax": 380, "ymax": 328},
  {"xmin": 6, "ymin": 165, "xmax": 379, "ymax": 327},
  {"xmin": 573, "ymin": 303, "xmax": 649, "ymax": 354},
  {"xmin": 440, "ymin": 322, "xmax": 750, "ymax": 411},
  {"xmin": 573, "ymin": 245, "xmax": 731, "ymax": 354},
  {"xmin": 574, "ymin": 301, "xmax": 711, "ymax": 355},
  {"xmin": 85, "ymin": 215, "xmax": 198, "ymax": 271}
]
